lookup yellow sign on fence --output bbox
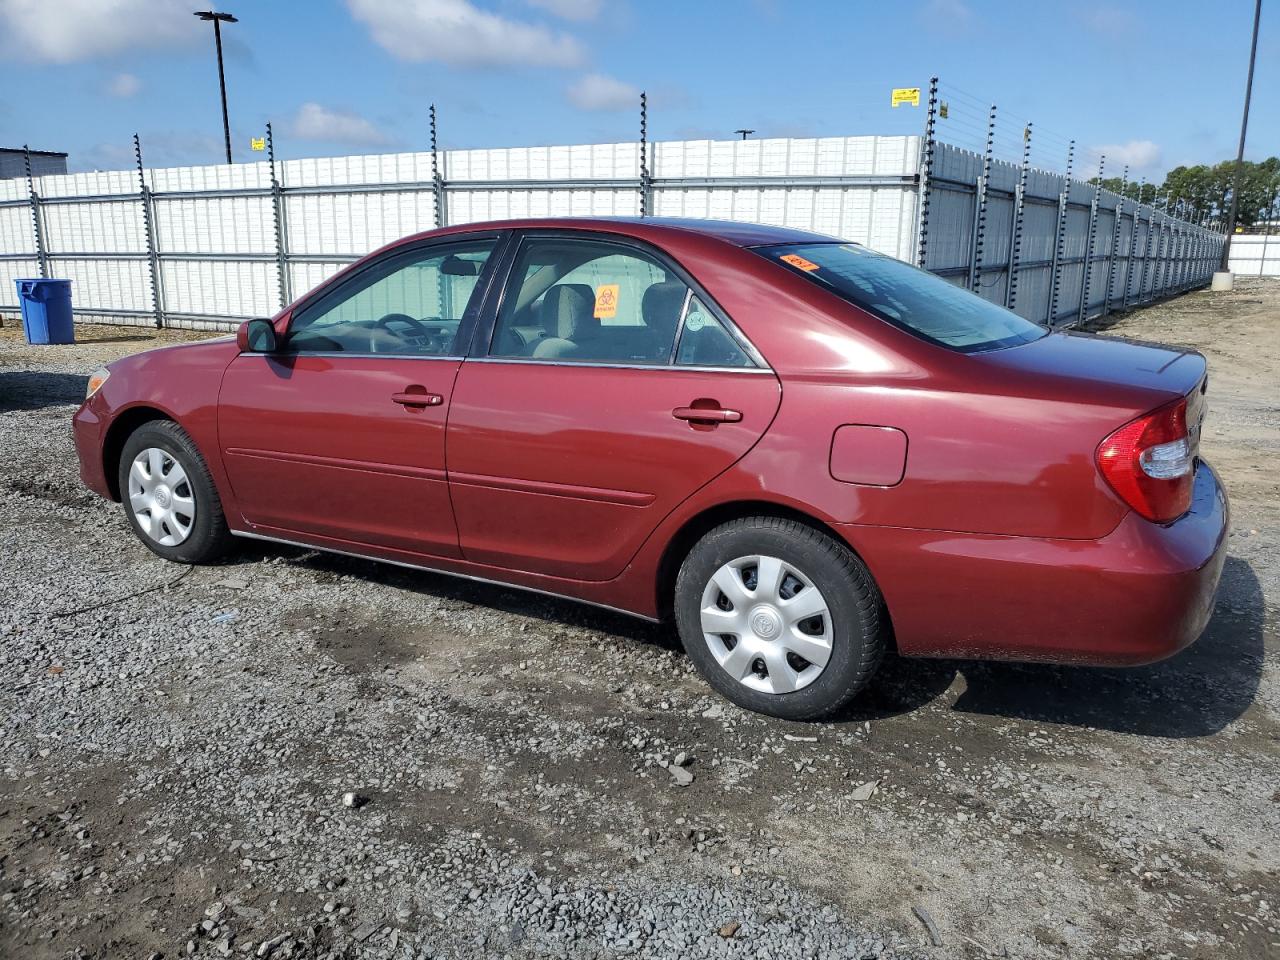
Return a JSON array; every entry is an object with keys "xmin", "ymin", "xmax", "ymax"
[
  {"xmin": 891, "ymin": 87, "xmax": 920, "ymax": 108},
  {"xmin": 250, "ymin": 137, "xmax": 266, "ymax": 152}
]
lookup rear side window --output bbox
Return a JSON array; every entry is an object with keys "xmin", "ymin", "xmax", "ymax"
[{"xmin": 756, "ymin": 242, "xmax": 1047, "ymax": 353}]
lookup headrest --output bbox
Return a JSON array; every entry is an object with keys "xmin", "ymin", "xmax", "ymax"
[
  {"xmin": 641, "ymin": 281, "xmax": 688, "ymax": 340},
  {"xmin": 541, "ymin": 284, "xmax": 597, "ymax": 339}
]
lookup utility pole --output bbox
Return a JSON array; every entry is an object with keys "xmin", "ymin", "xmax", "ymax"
[
  {"xmin": 195, "ymin": 10, "xmax": 238, "ymax": 165},
  {"xmin": 734, "ymin": 129, "xmax": 755, "ymax": 140},
  {"xmin": 1218, "ymin": 0, "xmax": 1263, "ymax": 279}
]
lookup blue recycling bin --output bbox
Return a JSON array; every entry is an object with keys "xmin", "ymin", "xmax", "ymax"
[{"xmin": 15, "ymin": 278, "xmax": 75, "ymax": 345}]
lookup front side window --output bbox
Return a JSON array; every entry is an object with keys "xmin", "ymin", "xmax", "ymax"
[
  {"xmin": 490, "ymin": 238, "xmax": 691, "ymax": 364},
  {"xmin": 287, "ymin": 240, "xmax": 496, "ymax": 356},
  {"xmin": 756, "ymin": 242, "xmax": 1047, "ymax": 353}
]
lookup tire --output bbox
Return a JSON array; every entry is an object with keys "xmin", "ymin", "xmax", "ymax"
[
  {"xmin": 117, "ymin": 420, "xmax": 233, "ymax": 564},
  {"xmin": 674, "ymin": 517, "xmax": 886, "ymax": 721}
]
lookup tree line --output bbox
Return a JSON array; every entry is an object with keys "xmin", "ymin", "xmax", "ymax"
[{"xmin": 1090, "ymin": 157, "xmax": 1279, "ymax": 230}]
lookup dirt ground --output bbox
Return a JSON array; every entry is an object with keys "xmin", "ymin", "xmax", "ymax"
[{"xmin": 0, "ymin": 282, "xmax": 1277, "ymax": 960}]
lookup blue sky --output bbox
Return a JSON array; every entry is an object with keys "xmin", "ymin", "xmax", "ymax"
[{"xmin": 0, "ymin": 0, "xmax": 1274, "ymax": 181}]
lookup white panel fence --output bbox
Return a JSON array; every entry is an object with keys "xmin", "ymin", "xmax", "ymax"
[
  {"xmin": 0, "ymin": 132, "xmax": 1220, "ymax": 333},
  {"xmin": 1228, "ymin": 233, "xmax": 1280, "ymax": 277}
]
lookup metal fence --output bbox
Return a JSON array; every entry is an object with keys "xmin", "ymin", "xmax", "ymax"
[
  {"xmin": 1, "ymin": 102, "xmax": 1221, "ymax": 333},
  {"xmin": 1228, "ymin": 232, "xmax": 1280, "ymax": 277}
]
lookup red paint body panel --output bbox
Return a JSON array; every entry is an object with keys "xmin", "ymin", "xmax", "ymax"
[
  {"xmin": 71, "ymin": 217, "xmax": 1230, "ymax": 669},
  {"xmin": 218, "ymin": 354, "xmax": 462, "ymax": 557},
  {"xmin": 446, "ymin": 361, "xmax": 780, "ymax": 580}
]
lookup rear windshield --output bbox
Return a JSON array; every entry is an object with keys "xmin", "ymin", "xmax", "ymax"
[{"xmin": 755, "ymin": 242, "xmax": 1047, "ymax": 353}]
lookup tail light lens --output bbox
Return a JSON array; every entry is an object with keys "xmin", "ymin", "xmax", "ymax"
[{"xmin": 1096, "ymin": 398, "xmax": 1195, "ymax": 523}]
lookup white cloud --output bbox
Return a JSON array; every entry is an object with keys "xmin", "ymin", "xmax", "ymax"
[
  {"xmin": 0, "ymin": 0, "xmax": 196, "ymax": 63},
  {"xmin": 1089, "ymin": 139, "xmax": 1161, "ymax": 171},
  {"xmin": 566, "ymin": 72, "xmax": 638, "ymax": 111},
  {"xmin": 107, "ymin": 72, "xmax": 141, "ymax": 97},
  {"xmin": 290, "ymin": 103, "xmax": 391, "ymax": 146},
  {"xmin": 526, "ymin": 0, "xmax": 601, "ymax": 20},
  {"xmin": 345, "ymin": 0, "xmax": 583, "ymax": 66}
]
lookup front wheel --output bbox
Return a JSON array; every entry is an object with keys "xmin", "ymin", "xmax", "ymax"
[
  {"xmin": 117, "ymin": 420, "xmax": 233, "ymax": 564},
  {"xmin": 674, "ymin": 517, "xmax": 886, "ymax": 720}
]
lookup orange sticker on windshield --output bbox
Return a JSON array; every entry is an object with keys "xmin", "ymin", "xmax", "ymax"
[
  {"xmin": 594, "ymin": 284, "xmax": 619, "ymax": 319},
  {"xmin": 780, "ymin": 253, "xmax": 820, "ymax": 271}
]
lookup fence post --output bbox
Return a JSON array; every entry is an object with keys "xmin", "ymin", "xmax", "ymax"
[
  {"xmin": 1121, "ymin": 177, "xmax": 1144, "ymax": 309},
  {"xmin": 1076, "ymin": 155, "xmax": 1104, "ymax": 324},
  {"xmin": 1046, "ymin": 140, "xmax": 1074, "ymax": 325},
  {"xmin": 430, "ymin": 104, "xmax": 448, "ymax": 229},
  {"xmin": 133, "ymin": 135, "xmax": 164, "ymax": 329},
  {"xmin": 1101, "ymin": 165, "xmax": 1127, "ymax": 317},
  {"xmin": 1004, "ymin": 122, "xmax": 1031, "ymax": 312},
  {"xmin": 967, "ymin": 103, "xmax": 996, "ymax": 293},
  {"xmin": 1136, "ymin": 193, "xmax": 1154, "ymax": 303},
  {"xmin": 1153, "ymin": 200, "xmax": 1168, "ymax": 296},
  {"xmin": 266, "ymin": 123, "xmax": 291, "ymax": 309},
  {"xmin": 638, "ymin": 92, "xmax": 653, "ymax": 217},
  {"xmin": 915, "ymin": 76, "xmax": 939, "ymax": 269},
  {"xmin": 22, "ymin": 146, "xmax": 49, "ymax": 279}
]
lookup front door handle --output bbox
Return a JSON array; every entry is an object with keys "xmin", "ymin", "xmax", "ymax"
[
  {"xmin": 673, "ymin": 405, "xmax": 742, "ymax": 424},
  {"xmin": 391, "ymin": 390, "xmax": 443, "ymax": 407}
]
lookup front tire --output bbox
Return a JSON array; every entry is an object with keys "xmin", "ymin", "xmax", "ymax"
[
  {"xmin": 674, "ymin": 517, "xmax": 886, "ymax": 720},
  {"xmin": 117, "ymin": 420, "xmax": 232, "ymax": 564}
]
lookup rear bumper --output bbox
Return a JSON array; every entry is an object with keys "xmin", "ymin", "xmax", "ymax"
[
  {"xmin": 840, "ymin": 461, "xmax": 1229, "ymax": 666},
  {"xmin": 72, "ymin": 398, "xmax": 113, "ymax": 500}
]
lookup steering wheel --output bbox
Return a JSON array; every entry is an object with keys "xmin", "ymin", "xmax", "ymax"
[{"xmin": 375, "ymin": 313, "xmax": 433, "ymax": 338}]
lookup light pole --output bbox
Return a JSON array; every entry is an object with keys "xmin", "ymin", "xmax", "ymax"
[
  {"xmin": 195, "ymin": 10, "xmax": 238, "ymax": 165},
  {"xmin": 1219, "ymin": 0, "xmax": 1263, "ymax": 277}
]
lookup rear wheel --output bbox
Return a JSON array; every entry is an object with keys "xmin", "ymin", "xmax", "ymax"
[
  {"xmin": 674, "ymin": 517, "xmax": 886, "ymax": 720},
  {"xmin": 117, "ymin": 421, "xmax": 232, "ymax": 563}
]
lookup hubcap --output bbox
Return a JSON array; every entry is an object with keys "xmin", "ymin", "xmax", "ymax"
[
  {"xmin": 699, "ymin": 554, "xmax": 833, "ymax": 695},
  {"xmin": 127, "ymin": 447, "xmax": 196, "ymax": 546}
]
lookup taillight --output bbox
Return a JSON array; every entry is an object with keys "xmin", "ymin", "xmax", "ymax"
[{"xmin": 1096, "ymin": 398, "xmax": 1195, "ymax": 523}]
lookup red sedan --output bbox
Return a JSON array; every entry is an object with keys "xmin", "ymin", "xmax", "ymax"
[{"xmin": 72, "ymin": 218, "xmax": 1228, "ymax": 720}]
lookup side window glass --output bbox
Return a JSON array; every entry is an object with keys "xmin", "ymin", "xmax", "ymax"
[
  {"xmin": 490, "ymin": 238, "xmax": 689, "ymax": 364},
  {"xmin": 286, "ymin": 240, "xmax": 495, "ymax": 356},
  {"xmin": 676, "ymin": 295, "xmax": 754, "ymax": 368}
]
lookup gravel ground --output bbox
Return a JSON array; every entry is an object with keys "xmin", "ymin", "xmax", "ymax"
[{"xmin": 1, "ymin": 284, "xmax": 1277, "ymax": 960}]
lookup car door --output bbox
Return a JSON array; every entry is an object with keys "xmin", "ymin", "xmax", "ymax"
[
  {"xmin": 446, "ymin": 232, "xmax": 781, "ymax": 581},
  {"xmin": 218, "ymin": 234, "xmax": 504, "ymax": 557}
]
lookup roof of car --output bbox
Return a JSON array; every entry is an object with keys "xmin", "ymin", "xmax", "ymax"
[{"xmin": 430, "ymin": 216, "xmax": 837, "ymax": 248}]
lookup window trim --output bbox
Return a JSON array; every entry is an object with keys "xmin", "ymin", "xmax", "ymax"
[
  {"xmin": 468, "ymin": 229, "xmax": 769, "ymax": 371},
  {"xmin": 281, "ymin": 231, "xmax": 511, "ymax": 359}
]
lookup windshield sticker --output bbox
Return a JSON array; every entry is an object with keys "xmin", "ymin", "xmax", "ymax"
[
  {"xmin": 780, "ymin": 253, "xmax": 820, "ymax": 272},
  {"xmin": 685, "ymin": 310, "xmax": 706, "ymax": 331},
  {"xmin": 594, "ymin": 284, "xmax": 619, "ymax": 319}
]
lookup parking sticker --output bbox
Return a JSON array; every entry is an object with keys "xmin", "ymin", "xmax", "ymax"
[
  {"xmin": 594, "ymin": 284, "xmax": 620, "ymax": 319},
  {"xmin": 780, "ymin": 253, "xmax": 820, "ymax": 272}
]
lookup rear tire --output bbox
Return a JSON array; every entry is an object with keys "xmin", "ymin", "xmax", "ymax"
[
  {"xmin": 117, "ymin": 421, "xmax": 233, "ymax": 564},
  {"xmin": 674, "ymin": 517, "xmax": 885, "ymax": 720}
]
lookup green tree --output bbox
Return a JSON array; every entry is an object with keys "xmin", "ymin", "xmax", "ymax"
[{"xmin": 1089, "ymin": 159, "xmax": 1279, "ymax": 227}]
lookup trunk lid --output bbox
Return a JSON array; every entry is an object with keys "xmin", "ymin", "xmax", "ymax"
[{"xmin": 974, "ymin": 330, "xmax": 1206, "ymax": 406}]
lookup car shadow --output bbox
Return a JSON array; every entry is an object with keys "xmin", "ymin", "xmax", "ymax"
[
  {"xmin": 0, "ymin": 371, "xmax": 89, "ymax": 412},
  {"xmin": 231, "ymin": 542, "xmax": 1266, "ymax": 737}
]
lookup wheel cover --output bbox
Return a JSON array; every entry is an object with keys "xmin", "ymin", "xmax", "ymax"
[
  {"xmin": 127, "ymin": 447, "xmax": 196, "ymax": 546},
  {"xmin": 699, "ymin": 554, "xmax": 834, "ymax": 694}
]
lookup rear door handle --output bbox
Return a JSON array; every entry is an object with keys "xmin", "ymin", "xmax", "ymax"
[
  {"xmin": 673, "ymin": 405, "xmax": 742, "ymax": 424},
  {"xmin": 391, "ymin": 391, "xmax": 443, "ymax": 407}
]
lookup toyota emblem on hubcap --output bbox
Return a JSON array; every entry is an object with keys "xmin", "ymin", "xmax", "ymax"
[{"xmin": 751, "ymin": 610, "xmax": 780, "ymax": 638}]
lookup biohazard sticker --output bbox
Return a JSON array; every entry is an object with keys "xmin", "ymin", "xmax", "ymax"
[{"xmin": 594, "ymin": 284, "xmax": 620, "ymax": 319}]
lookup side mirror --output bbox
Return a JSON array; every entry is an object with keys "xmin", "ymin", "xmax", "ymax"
[{"xmin": 237, "ymin": 318, "xmax": 278, "ymax": 353}]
